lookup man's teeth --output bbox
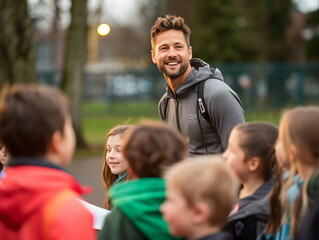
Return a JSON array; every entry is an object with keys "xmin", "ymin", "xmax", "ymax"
[{"xmin": 168, "ymin": 62, "xmax": 178, "ymax": 66}]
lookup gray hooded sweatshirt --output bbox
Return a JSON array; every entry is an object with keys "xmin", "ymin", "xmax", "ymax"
[{"xmin": 158, "ymin": 58, "xmax": 245, "ymax": 156}]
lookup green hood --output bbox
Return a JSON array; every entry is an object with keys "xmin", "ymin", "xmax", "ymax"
[{"xmin": 109, "ymin": 178, "xmax": 181, "ymax": 240}]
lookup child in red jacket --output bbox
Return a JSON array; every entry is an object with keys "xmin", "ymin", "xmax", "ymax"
[{"xmin": 0, "ymin": 84, "xmax": 96, "ymax": 240}]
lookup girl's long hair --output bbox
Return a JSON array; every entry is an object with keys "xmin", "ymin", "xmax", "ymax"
[
  {"xmin": 270, "ymin": 106, "xmax": 319, "ymax": 236},
  {"xmin": 102, "ymin": 125, "xmax": 132, "ymax": 209}
]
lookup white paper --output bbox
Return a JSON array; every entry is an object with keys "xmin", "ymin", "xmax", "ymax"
[{"xmin": 79, "ymin": 199, "xmax": 110, "ymax": 230}]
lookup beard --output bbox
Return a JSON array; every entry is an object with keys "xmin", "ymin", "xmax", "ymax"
[{"xmin": 158, "ymin": 58, "xmax": 189, "ymax": 79}]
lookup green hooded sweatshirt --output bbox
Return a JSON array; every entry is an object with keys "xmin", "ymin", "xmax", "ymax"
[{"xmin": 98, "ymin": 178, "xmax": 182, "ymax": 240}]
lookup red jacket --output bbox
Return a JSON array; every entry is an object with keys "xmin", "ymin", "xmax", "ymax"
[{"xmin": 0, "ymin": 159, "xmax": 96, "ymax": 240}]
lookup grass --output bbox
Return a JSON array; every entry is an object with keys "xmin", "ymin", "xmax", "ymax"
[
  {"xmin": 75, "ymin": 100, "xmax": 284, "ymax": 158},
  {"xmin": 75, "ymin": 101, "xmax": 160, "ymax": 158}
]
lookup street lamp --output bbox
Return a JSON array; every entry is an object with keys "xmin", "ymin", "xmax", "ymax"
[{"xmin": 97, "ymin": 23, "xmax": 111, "ymax": 36}]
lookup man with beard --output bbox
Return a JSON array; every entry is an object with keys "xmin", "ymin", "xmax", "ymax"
[{"xmin": 151, "ymin": 15, "xmax": 245, "ymax": 156}]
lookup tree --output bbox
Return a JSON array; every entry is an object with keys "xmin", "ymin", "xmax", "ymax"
[
  {"xmin": 61, "ymin": 0, "xmax": 88, "ymax": 148},
  {"xmin": 305, "ymin": 9, "xmax": 319, "ymax": 60},
  {"xmin": 0, "ymin": 0, "xmax": 37, "ymax": 88},
  {"xmin": 190, "ymin": 0, "xmax": 252, "ymax": 62},
  {"xmin": 257, "ymin": 0, "xmax": 293, "ymax": 61}
]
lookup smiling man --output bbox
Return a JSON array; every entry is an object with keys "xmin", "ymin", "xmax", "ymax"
[{"xmin": 150, "ymin": 15, "xmax": 245, "ymax": 156}]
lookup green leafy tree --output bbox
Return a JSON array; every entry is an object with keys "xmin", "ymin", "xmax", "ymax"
[
  {"xmin": 0, "ymin": 0, "xmax": 37, "ymax": 89},
  {"xmin": 305, "ymin": 9, "xmax": 319, "ymax": 60},
  {"xmin": 190, "ymin": 0, "xmax": 253, "ymax": 62},
  {"xmin": 256, "ymin": 0, "xmax": 293, "ymax": 61}
]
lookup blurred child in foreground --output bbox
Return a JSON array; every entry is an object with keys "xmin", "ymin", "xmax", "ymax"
[
  {"xmin": 260, "ymin": 106, "xmax": 319, "ymax": 240},
  {"xmin": 0, "ymin": 84, "xmax": 95, "ymax": 240},
  {"xmin": 161, "ymin": 156, "xmax": 238, "ymax": 240}
]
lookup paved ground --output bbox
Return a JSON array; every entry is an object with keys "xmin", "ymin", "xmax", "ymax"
[{"xmin": 67, "ymin": 157, "xmax": 106, "ymax": 208}]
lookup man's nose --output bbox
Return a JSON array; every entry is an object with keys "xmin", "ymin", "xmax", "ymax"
[{"xmin": 167, "ymin": 47, "xmax": 177, "ymax": 58}]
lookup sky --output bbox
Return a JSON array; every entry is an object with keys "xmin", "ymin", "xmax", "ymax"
[
  {"xmin": 296, "ymin": 0, "xmax": 319, "ymax": 12},
  {"xmin": 28, "ymin": 0, "xmax": 319, "ymax": 30},
  {"xmin": 89, "ymin": 0, "xmax": 141, "ymax": 26},
  {"xmin": 100, "ymin": 0, "xmax": 319, "ymax": 25}
]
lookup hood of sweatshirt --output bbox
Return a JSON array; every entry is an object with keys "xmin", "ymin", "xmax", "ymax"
[
  {"xmin": 109, "ymin": 178, "xmax": 181, "ymax": 240},
  {"xmin": 0, "ymin": 158, "xmax": 89, "ymax": 229},
  {"xmin": 166, "ymin": 58, "xmax": 224, "ymax": 98},
  {"xmin": 228, "ymin": 176, "xmax": 275, "ymax": 221}
]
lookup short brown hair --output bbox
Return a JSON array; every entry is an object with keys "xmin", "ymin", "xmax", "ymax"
[
  {"xmin": 123, "ymin": 121, "xmax": 188, "ymax": 178},
  {"xmin": 150, "ymin": 15, "xmax": 191, "ymax": 49},
  {"xmin": 0, "ymin": 84, "xmax": 69, "ymax": 157},
  {"xmin": 165, "ymin": 155, "xmax": 238, "ymax": 226}
]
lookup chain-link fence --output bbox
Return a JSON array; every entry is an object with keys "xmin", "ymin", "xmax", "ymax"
[{"xmin": 39, "ymin": 62, "xmax": 319, "ymax": 112}]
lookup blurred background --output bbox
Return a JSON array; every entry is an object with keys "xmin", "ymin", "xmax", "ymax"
[{"xmin": 0, "ymin": 0, "xmax": 319, "ymax": 206}]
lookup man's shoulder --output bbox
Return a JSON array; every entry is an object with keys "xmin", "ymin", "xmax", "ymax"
[{"xmin": 201, "ymin": 79, "xmax": 234, "ymax": 101}]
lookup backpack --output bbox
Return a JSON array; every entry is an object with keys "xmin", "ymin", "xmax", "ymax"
[
  {"xmin": 160, "ymin": 79, "xmax": 215, "ymax": 124},
  {"xmin": 160, "ymin": 76, "xmax": 243, "ymax": 154}
]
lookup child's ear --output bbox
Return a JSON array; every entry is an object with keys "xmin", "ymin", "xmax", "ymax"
[
  {"xmin": 193, "ymin": 202, "xmax": 211, "ymax": 224},
  {"xmin": 49, "ymin": 131, "xmax": 63, "ymax": 154},
  {"xmin": 45, "ymin": 131, "xmax": 64, "ymax": 165},
  {"xmin": 247, "ymin": 157, "xmax": 261, "ymax": 172}
]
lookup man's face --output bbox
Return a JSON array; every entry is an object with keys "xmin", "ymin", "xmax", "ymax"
[{"xmin": 151, "ymin": 30, "xmax": 192, "ymax": 79}]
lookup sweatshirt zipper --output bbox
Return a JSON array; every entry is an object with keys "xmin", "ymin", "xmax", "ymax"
[{"xmin": 175, "ymin": 98, "xmax": 181, "ymax": 132}]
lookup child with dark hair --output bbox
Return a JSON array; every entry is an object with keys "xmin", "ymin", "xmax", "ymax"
[
  {"xmin": 0, "ymin": 84, "xmax": 95, "ymax": 240},
  {"xmin": 223, "ymin": 122, "xmax": 278, "ymax": 240},
  {"xmin": 98, "ymin": 120, "xmax": 189, "ymax": 240}
]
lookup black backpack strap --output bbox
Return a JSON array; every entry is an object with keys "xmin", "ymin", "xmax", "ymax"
[
  {"xmin": 197, "ymin": 80, "xmax": 210, "ymax": 123},
  {"xmin": 159, "ymin": 96, "xmax": 169, "ymax": 121}
]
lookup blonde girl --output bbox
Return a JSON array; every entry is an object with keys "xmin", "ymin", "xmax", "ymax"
[
  {"xmin": 272, "ymin": 106, "xmax": 319, "ymax": 238},
  {"xmin": 102, "ymin": 125, "xmax": 132, "ymax": 209}
]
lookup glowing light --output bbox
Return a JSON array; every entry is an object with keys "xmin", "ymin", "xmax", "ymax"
[{"xmin": 97, "ymin": 24, "xmax": 111, "ymax": 36}]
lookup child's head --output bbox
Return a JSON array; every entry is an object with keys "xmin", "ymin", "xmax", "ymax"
[
  {"xmin": 161, "ymin": 156, "xmax": 238, "ymax": 238},
  {"xmin": 223, "ymin": 122, "xmax": 278, "ymax": 182},
  {"xmin": 277, "ymin": 106, "xmax": 319, "ymax": 177},
  {"xmin": 276, "ymin": 106, "xmax": 319, "ymax": 235},
  {"xmin": 122, "ymin": 121, "xmax": 188, "ymax": 178},
  {"xmin": 103, "ymin": 125, "xmax": 132, "ymax": 184},
  {"xmin": 103, "ymin": 125, "xmax": 132, "ymax": 177},
  {"xmin": 0, "ymin": 84, "xmax": 74, "ymax": 166}
]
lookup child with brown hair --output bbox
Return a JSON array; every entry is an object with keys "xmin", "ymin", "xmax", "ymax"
[
  {"xmin": 102, "ymin": 124, "xmax": 132, "ymax": 209},
  {"xmin": 223, "ymin": 122, "xmax": 278, "ymax": 240},
  {"xmin": 98, "ymin": 120, "xmax": 189, "ymax": 240},
  {"xmin": 161, "ymin": 155, "xmax": 238, "ymax": 240},
  {"xmin": 0, "ymin": 84, "xmax": 95, "ymax": 240}
]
